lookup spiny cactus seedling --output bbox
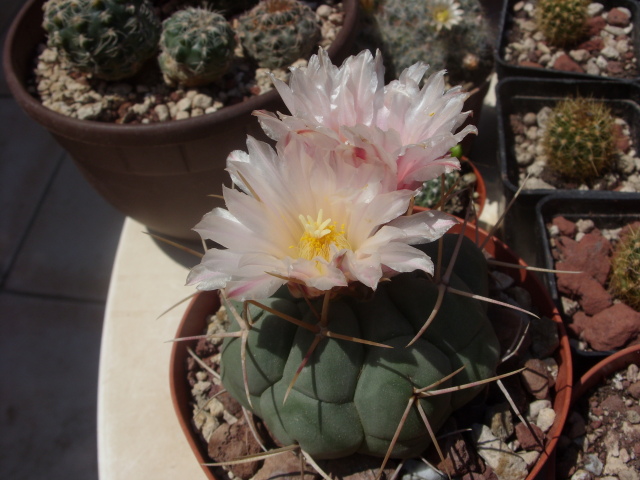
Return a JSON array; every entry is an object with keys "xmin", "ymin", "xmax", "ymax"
[
  {"xmin": 237, "ymin": 0, "xmax": 322, "ymax": 69},
  {"xmin": 158, "ymin": 7, "xmax": 236, "ymax": 87},
  {"xmin": 535, "ymin": 0, "xmax": 590, "ymax": 48},
  {"xmin": 542, "ymin": 97, "xmax": 617, "ymax": 183},
  {"xmin": 42, "ymin": 0, "xmax": 161, "ymax": 81},
  {"xmin": 609, "ymin": 224, "xmax": 640, "ymax": 310},
  {"xmin": 219, "ymin": 234, "xmax": 501, "ymax": 459},
  {"xmin": 360, "ymin": 0, "xmax": 494, "ymax": 87}
]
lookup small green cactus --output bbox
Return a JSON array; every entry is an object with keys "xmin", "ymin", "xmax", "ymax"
[
  {"xmin": 158, "ymin": 7, "xmax": 236, "ymax": 87},
  {"xmin": 42, "ymin": 0, "xmax": 161, "ymax": 81},
  {"xmin": 535, "ymin": 0, "xmax": 590, "ymax": 48},
  {"xmin": 414, "ymin": 171, "xmax": 459, "ymax": 209},
  {"xmin": 359, "ymin": 0, "xmax": 495, "ymax": 87},
  {"xmin": 220, "ymin": 234, "xmax": 500, "ymax": 459},
  {"xmin": 609, "ymin": 224, "xmax": 640, "ymax": 310},
  {"xmin": 237, "ymin": 0, "xmax": 322, "ymax": 69},
  {"xmin": 542, "ymin": 97, "xmax": 617, "ymax": 183}
]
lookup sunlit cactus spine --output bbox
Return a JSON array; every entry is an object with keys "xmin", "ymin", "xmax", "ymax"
[
  {"xmin": 609, "ymin": 225, "xmax": 640, "ymax": 310},
  {"xmin": 535, "ymin": 0, "xmax": 590, "ymax": 48},
  {"xmin": 158, "ymin": 7, "xmax": 236, "ymax": 87},
  {"xmin": 237, "ymin": 0, "xmax": 322, "ymax": 69},
  {"xmin": 220, "ymin": 234, "xmax": 500, "ymax": 459},
  {"xmin": 42, "ymin": 0, "xmax": 161, "ymax": 81},
  {"xmin": 542, "ymin": 97, "xmax": 616, "ymax": 183}
]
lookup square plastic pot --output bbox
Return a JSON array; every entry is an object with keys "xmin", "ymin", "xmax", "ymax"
[{"xmin": 495, "ymin": 0, "xmax": 640, "ymax": 82}]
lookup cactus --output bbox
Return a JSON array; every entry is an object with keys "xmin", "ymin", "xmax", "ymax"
[
  {"xmin": 359, "ymin": 0, "xmax": 494, "ymax": 87},
  {"xmin": 609, "ymin": 224, "xmax": 640, "ymax": 310},
  {"xmin": 237, "ymin": 0, "xmax": 322, "ymax": 69},
  {"xmin": 42, "ymin": 0, "xmax": 160, "ymax": 81},
  {"xmin": 158, "ymin": 7, "xmax": 236, "ymax": 87},
  {"xmin": 219, "ymin": 234, "xmax": 500, "ymax": 459},
  {"xmin": 542, "ymin": 97, "xmax": 616, "ymax": 183},
  {"xmin": 414, "ymin": 171, "xmax": 459, "ymax": 208},
  {"xmin": 535, "ymin": 0, "xmax": 590, "ymax": 48}
]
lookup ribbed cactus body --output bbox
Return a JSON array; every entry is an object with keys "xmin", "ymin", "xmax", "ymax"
[
  {"xmin": 237, "ymin": 0, "xmax": 321, "ymax": 69},
  {"xmin": 158, "ymin": 8, "xmax": 236, "ymax": 87},
  {"xmin": 609, "ymin": 225, "xmax": 640, "ymax": 310},
  {"xmin": 366, "ymin": 0, "xmax": 494, "ymax": 86},
  {"xmin": 220, "ymin": 234, "xmax": 500, "ymax": 459},
  {"xmin": 535, "ymin": 0, "xmax": 589, "ymax": 48},
  {"xmin": 542, "ymin": 97, "xmax": 616, "ymax": 182},
  {"xmin": 42, "ymin": 0, "xmax": 160, "ymax": 81}
]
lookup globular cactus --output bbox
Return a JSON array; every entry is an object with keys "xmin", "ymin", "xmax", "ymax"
[
  {"xmin": 360, "ymin": 0, "xmax": 494, "ymax": 87},
  {"xmin": 609, "ymin": 224, "xmax": 640, "ymax": 310},
  {"xmin": 42, "ymin": 0, "xmax": 160, "ymax": 81},
  {"xmin": 542, "ymin": 97, "xmax": 616, "ymax": 183},
  {"xmin": 220, "ymin": 234, "xmax": 500, "ymax": 459},
  {"xmin": 158, "ymin": 7, "xmax": 236, "ymax": 87},
  {"xmin": 414, "ymin": 171, "xmax": 459, "ymax": 209},
  {"xmin": 535, "ymin": 0, "xmax": 590, "ymax": 48},
  {"xmin": 236, "ymin": 0, "xmax": 322, "ymax": 69}
]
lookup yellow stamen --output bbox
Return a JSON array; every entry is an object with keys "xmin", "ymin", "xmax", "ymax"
[{"xmin": 295, "ymin": 209, "xmax": 350, "ymax": 261}]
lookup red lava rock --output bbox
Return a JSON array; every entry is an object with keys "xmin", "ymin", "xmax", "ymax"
[
  {"xmin": 608, "ymin": 7, "xmax": 631, "ymax": 27},
  {"xmin": 518, "ymin": 60, "xmax": 543, "ymax": 69},
  {"xmin": 586, "ymin": 16, "xmax": 607, "ymax": 36},
  {"xmin": 438, "ymin": 434, "xmax": 483, "ymax": 476},
  {"xmin": 521, "ymin": 358, "xmax": 551, "ymax": 399},
  {"xmin": 555, "ymin": 269, "xmax": 612, "ymax": 315},
  {"xmin": 600, "ymin": 394, "xmax": 626, "ymax": 413},
  {"xmin": 607, "ymin": 61, "xmax": 624, "ymax": 75},
  {"xmin": 254, "ymin": 452, "xmax": 315, "ymax": 480},
  {"xmin": 556, "ymin": 231, "xmax": 612, "ymax": 285},
  {"xmin": 627, "ymin": 382, "xmax": 640, "ymax": 400},
  {"xmin": 552, "ymin": 216, "xmax": 577, "ymax": 237},
  {"xmin": 208, "ymin": 418, "xmax": 263, "ymax": 479},
  {"xmin": 578, "ymin": 37, "xmax": 604, "ymax": 52},
  {"xmin": 553, "ymin": 54, "xmax": 584, "ymax": 73},
  {"xmin": 613, "ymin": 123, "xmax": 631, "ymax": 153},
  {"xmin": 579, "ymin": 303, "xmax": 640, "ymax": 351},
  {"xmin": 515, "ymin": 422, "xmax": 545, "ymax": 451}
]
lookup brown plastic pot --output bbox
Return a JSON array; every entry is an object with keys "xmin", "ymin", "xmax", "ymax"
[
  {"xmin": 170, "ymin": 224, "xmax": 572, "ymax": 480},
  {"xmin": 2, "ymin": 0, "xmax": 360, "ymax": 242},
  {"xmin": 411, "ymin": 156, "xmax": 487, "ymax": 221}
]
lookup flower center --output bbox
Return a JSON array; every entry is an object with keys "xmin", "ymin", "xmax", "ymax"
[
  {"xmin": 434, "ymin": 7, "xmax": 451, "ymax": 24},
  {"xmin": 295, "ymin": 209, "xmax": 350, "ymax": 261}
]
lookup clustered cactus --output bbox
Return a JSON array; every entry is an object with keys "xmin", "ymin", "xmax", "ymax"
[
  {"xmin": 42, "ymin": 0, "xmax": 161, "ymax": 81},
  {"xmin": 358, "ymin": 0, "xmax": 495, "ymax": 87},
  {"xmin": 220, "ymin": 234, "xmax": 500, "ymax": 459},
  {"xmin": 237, "ymin": 0, "xmax": 322, "ymax": 69},
  {"xmin": 158, "ymin": 7, "xmax": 236, "ymax": 87},
  {"xmin": 535, "ymin": 0, "xmax": 590, "ymax": 48},
  {"xmin": 541, "ymin": 97, "xmax": 617, "ymax": 183},
  {"xmin": 42, "ymin": 0, "xmax": 325, "ymax": 87},
  {"xmin": 609, "ymin": 224, "xmax": 640, "ymax": 310}
]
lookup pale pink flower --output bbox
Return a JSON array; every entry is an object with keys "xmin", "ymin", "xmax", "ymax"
[
  {"xmin": 186, "ymin": 136, "xmax": 457, "ymax": 301},
  {"xmin": 256, "ymin": 48, "xmax": 476, "ymax": 191}
]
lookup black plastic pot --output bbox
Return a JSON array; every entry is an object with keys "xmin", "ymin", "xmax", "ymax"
[
  {"xmin": 495, "ymin": 0, "xmax": 640, "ymax": 82},
  {"xmin": 535, "ymin": 191, "xmax": 640, "ymax": 377},
  {"xmin": 2, "ymin": 0, "xmax": 360, "ymax": 242},
  {"xmin": 496, "ymin": 77, "xmax": 640, "ymax": 263}
]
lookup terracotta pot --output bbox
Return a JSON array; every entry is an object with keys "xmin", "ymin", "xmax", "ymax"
[
  {"xmin": 2, "ymin": 0, "xmax": 360, "ymax": 242},
  {"xmin": 412, "ymin": 156, "xmax": 487, "ymax": 221},
  {"xmin": 170, "ymin": 224, "xmax": 572, "ymax": 480}
]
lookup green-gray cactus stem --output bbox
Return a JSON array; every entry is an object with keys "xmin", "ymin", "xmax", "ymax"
[
  {"xmin": 237, "ymin": 0, "xmax": 322, "ymax": 69},
  {"xmin": 609, "ymin": 225, "xmax": 640, "ymax": 310},
  {"xmin": 158, "ymin": 7, "xmax": 236, "ymax": 87},
  {"xmin": 542, "ymin": 97, "xmax": 616, "ymax": 183},
  {"xmin": 220, "ymin": 234, "xmax": 500, "ymax": 459},
  {"xmin": 535, "ymin": 0, "xmax": 590, "ymax": 48},
  {"xmin": 362, "ymin": 0, "xmax": 494, "ymax": 86},
  {"xmin": 42, "ymin": 0, "xmax": 161, "ymax": 81}
]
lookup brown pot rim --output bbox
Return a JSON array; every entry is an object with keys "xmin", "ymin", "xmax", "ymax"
[
  {"xmin": 572, "ymin": 344, "xmax": 640, "ymax": 404},
  {"xmin": 170, "ymin": 224, "xmax": 572, "ymax": 480},
  {"xmin": 2, "ymin": 0, "xmax": 360, "ymax": 147}
]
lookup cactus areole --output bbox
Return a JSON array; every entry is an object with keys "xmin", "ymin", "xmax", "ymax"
[{"xmin": 220, "ymin": 234, "xmax": 500, "ymax": 459}]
